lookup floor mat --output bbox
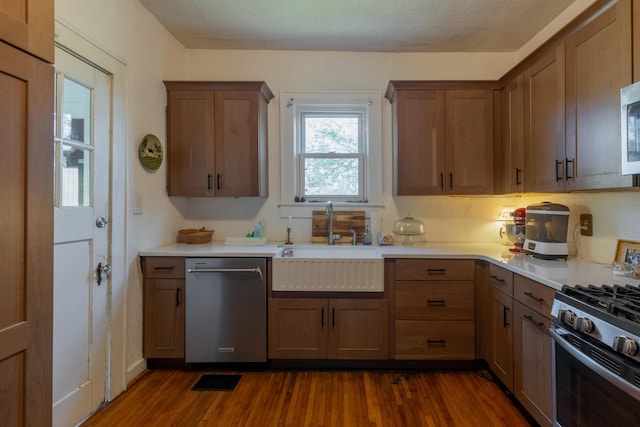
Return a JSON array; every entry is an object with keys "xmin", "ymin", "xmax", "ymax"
[{"xmin": 191, "ymin": 374, "xmax": 242, "ymax": 391}]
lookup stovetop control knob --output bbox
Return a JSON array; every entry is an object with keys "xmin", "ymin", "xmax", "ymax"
[
  {"xmin": 557, "ymin": 309, "xmax": 576, "ymax": 326},
  {"xmin": 573, "ymin": 317, "xmax": 594, "ymax": 333},
  {"xmin": 612, "ymin": 336, "xmax": 638, "ymax": 356}
]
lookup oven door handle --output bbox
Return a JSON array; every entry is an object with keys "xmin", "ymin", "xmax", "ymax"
[{"xmin": 550, "ymin": 327, "xmax": 640, "ymax": 400}]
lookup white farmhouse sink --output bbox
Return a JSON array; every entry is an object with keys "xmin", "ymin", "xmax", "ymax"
[{"xmin": 272, "ymin": 245, "xmax": 384, "ymax": 292}]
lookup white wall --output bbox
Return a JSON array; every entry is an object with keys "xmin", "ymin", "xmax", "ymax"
[{"xmin": 54, "ymin": 0, "xmax": 639, "ymax": 402}]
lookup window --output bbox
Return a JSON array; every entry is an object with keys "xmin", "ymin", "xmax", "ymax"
[
  {"xmin": 280, "ymin": 91, "xmax": 382, "ymax": 207},
  {"xmin": 298, "ymin": 109, "xmax": 365, "ymax": 200}
]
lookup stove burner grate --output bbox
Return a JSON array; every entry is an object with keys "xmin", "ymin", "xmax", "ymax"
[{"xmin": 562, "ymin": 283, "xmax": 640, "ymax": 324}]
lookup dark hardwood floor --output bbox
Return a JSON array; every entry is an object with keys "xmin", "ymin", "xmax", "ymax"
[{"xmin": 82, "ymin": 369, "xmax": 533, "ymax": 426}]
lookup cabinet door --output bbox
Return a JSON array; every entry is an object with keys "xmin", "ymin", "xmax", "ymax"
[
  {"xmin": 268, "ymin": 298, "xmax": 328, "ymax": 359},
  {"xmin": 514, "ymin": 301, "xmax": 553, "ymax": 427},
  {"xmin": 491, "ymin": 288, "xmax": 514, "ymax": 391},
  {"xmin": 524, "ymin": 46, "xmax": 566, "ymax": 192},
  {"xmin": 143, "ymin": 278, "xmax": 185, "ymax": 358},
  {"xmin": 501, "ymin": 74, "xmax": 525, "ymax": 193},
  {"xmin": 0, "ymin": 0, "xmax": 53, "ymax": 62},
  {"xmin": 445, "ymin": 90, "xmax": 494, "ymax": 194},
  {"xmin": 328, "ymin": 299, "xmax": 389, "ymax": 359},
  {"xmin": 394, "ymin": 89, "xmax": 446, "ymax": 195},
  {"xmin": 214, "ymin": 90, "xmax": 265, "ymax": 197},
  {"xmin": 166, "ymin": 90, "xmax": 215, "ymax": 196},
  {"xmin": 565, "ymin": 0, "xmax": 634, "ymax": 190}
]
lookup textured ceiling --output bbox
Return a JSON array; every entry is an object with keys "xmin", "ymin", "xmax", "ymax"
[{"xmin": 139, "ymin": 0, "xmax": 578, "ymax": 52}]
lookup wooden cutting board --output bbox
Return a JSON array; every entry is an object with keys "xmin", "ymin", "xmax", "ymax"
[{"xmin": 311, "ymin": 210, "xmax": 365, "ymax": 244}]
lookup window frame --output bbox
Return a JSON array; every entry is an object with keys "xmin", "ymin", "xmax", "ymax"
[
  {"xmin": 296, "ymin": 107, "xmax": 366, "ymax": 201},
  {"xmin": 279, "ymin": 90, "xmax": 382, "ymax": 212}
]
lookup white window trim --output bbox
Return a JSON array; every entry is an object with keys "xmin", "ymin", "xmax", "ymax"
[{"xmin": 279, "ymin": 90, "xmax": 383, "ymax": 217}]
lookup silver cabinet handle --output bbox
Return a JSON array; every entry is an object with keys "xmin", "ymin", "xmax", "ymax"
[{"xmin": 187, "ymin": 267, "xmax": 264, "ymax": 281}]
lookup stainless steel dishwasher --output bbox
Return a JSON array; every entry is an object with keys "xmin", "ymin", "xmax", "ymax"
[{"xmin": 185, "ymin": 257, "xmax": 267, "ymax": 363}]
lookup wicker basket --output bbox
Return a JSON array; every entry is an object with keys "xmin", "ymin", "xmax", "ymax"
[{"xmin": 178, "ymin": 228, "xmax": 214, "ymax": 244}]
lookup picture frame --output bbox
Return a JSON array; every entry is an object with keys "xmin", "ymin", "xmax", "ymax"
[{"xmin": 614, "ymin": 239, "xmax": 640, "ymax": 264}]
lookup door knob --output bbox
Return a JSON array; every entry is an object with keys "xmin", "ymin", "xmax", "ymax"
[
  {"xmin": 96, "ymin": 262, "xmax": 111, "ymax": 286},
  {"xmin": 96, "ymin": 217, "xmax": 108, "ymax": 228}
]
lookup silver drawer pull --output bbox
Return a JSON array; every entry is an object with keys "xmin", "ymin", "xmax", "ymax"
[{"xmin": 187, "ymin": 267, "xmax": 264, "ymax": 281}]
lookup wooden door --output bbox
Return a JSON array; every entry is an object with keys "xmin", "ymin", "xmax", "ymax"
[
  {"xmin": 268, "ymin": 298, "xmax": 328, "ymax": 359},
  {"xmin": 165, "ymin": 88, "xmax": 215, "ymax": 196},
  {"xmin": 394, "ymin": 90, "xmax": 446, "ymax": 195},
  {"xmin": 524, "ymin": 46, "xmax": 566, "ymax": 193},
  {"xmin": 514, "ymin": 302, "xmax": 553, "ymax": 427},
  {"xmin": 0, "ymin": 0, "xmax": 53, "ymax": 62},
  {"xmin": 501, "ymin": 74, "xmax": 525, "ymax": 193},
  {"xmin": 491, "ymin": 288, "xmax": 514, "ymax": 391},
  {"xmin": 214, "ymin": 90, "xmax": 263, "ymax": 196},
  {"xmin": 445, "ymin": 90, "xmax": 494, "ymax": 194},
  {"xmin": 0, "ymin": 40, "xmax": 53, "ymax": 426},
  {"xmin": 565, "ymin": 0, "xmax": 634, "ymax": 190},
  {"xmin": 328, "ymin": 299, "xmax": 389, "ymax": 359}
]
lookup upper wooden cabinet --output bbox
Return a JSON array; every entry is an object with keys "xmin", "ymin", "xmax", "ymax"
[
  {"xmin": 164, "ymin": 81, "xmax": 273, "ymax": 197},
  {"xmin": 565, "ymin": 0, "xmax": 634, "ymax": 190},
  {"xmin": 386, "ymin": 82, "xmax": 495, "ymax": 195},
  {"xmin": 0, "ymin": 0, "xmax": 53, "ymax": 62},
  {"xmin": 523, "ymin": 46, "xmax": 567, "ymax": 193},
  {"xmin": 499, "ymin": 73, "xmax": 525, "ymax": 194},
  {"xmin": 522, "ymin": 0, "xmax": 635, "ymax": 193}
]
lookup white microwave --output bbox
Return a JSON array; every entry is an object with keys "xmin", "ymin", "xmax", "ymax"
[{"xmin": 621, "ymin": 81, "xmax": 640, "ymax": 175}]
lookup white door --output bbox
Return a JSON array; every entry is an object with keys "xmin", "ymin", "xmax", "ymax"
[{"xmin": 52, "ymin": 48, "xmax": 112, "ymax": 427}]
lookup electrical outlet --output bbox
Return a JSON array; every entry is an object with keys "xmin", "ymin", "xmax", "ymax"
[
  {"xmin": 580, "ymin": 214, "xmax": 593, "ymax": 236},
  {"xmin": 133, "ymin": 194, "xmax": 143, "ymax": 215}
]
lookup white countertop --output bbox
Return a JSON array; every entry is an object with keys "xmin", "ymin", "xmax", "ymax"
[{"xmin": 140, "ymin": 242, "xmax": 640, "ymax": 291}]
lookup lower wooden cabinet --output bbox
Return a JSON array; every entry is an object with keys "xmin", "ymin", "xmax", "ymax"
[
  {"xmin": 142, "ymin": 257, "xmax": 186, "ymax": 359},
  {"xmin": 268, "ymin": 298, "xmax": 389, "ymax": 359},
  {"xmin": 395, "ymin": 320, "xmax": 475, "ymax": 359},
  {"xmin": 393, "ymin": 259, "xmax": 476, "ymax": 360},
  {"xmin": 513, "ymin": 275, "xmax": 554, "ymax": 427},
  {"xmin": 514, "ymin": 301, "xmax": 552, "ymax": 427},
  {"xmin": 490, "ymin": 287, "xmax": 514, "ymax": 389}
]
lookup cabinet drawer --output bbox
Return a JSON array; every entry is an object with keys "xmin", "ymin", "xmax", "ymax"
[
  {"xmin": 396, "ymin": 281, "xmax": 474, "ymax": 320},
  {"xmin": 489, "ymin": 264, "xmax": 513, "ymax": 296},
  {"xmin": 514, "ymin": 274, "xmax": 555, "ymax": 317},
  {"xmin": 395, "ymin": 320, "xmax": 475, "ymax": 360},
  {"xmin": 144, "ymin": 257, "xmax": 185, "ymax": 279},
  {"xmin": 395, "ymin": 259, "xmax": 474, "ymax": 281}
]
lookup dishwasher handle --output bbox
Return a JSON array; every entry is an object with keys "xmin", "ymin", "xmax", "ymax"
[{"xmin": 186, "ymin": 267, "xmax": 264, "ymax": 282}]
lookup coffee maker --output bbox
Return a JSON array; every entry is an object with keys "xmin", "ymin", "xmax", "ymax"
[{"xmin": 523, "ymin": 202, "xmax": 569, "ymax": 260}]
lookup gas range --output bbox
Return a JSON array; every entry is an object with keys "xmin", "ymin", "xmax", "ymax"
[{"xmin": 552, "ymin": 283, "xmax": 640, "ymax": 364}]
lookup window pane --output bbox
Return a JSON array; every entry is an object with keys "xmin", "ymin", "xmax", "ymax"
[
  {"xmin": 62, "ymin": 77, "xmax": 91, "ymax": 144},
  {"xmin": 303, "ymin": 115, "xmax": 360, "ymax": 153},
  {"xmin": 61, "ymin": 145, "xmax": 91, "ymax": 207},
  {"xmin": 304, "ymin": 157, "xmax": 359, "ymax": 196}
]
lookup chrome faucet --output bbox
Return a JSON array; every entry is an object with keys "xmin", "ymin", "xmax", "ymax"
[
  {"xmin": 325, "ymin": 201, "xmax": 341, "ymax": 245},
  {"xmin": 349, "ymin": 228, "xmax": 357, "ymax": 245}
]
